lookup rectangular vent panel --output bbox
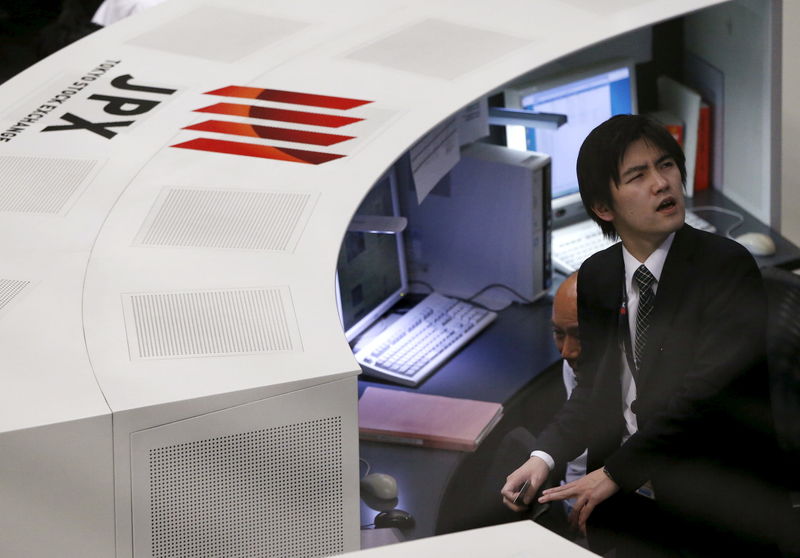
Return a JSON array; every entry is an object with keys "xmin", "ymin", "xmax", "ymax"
[
  {"xmin": 128, "ymin": 6, "xmax": 306, "ymax": 63},
  {"xmin": 561, "ymin": 0, "xmax": 646, "ymax": 14},
  {"xmin": 345, "ymin": 19, "xmax": 529, "ymax": 80},
  {"xmin": 125, "ymin": 287, "xmax": 299, "ymax": 359},
  {"xmin": 137, "ymin": 188, "xmax": 313, "ymax": 251},
  {"xmin": 148, "ymin": 417, "xmax": 343, "ymax": 558},
  {"xmin": 0, "ymin": 156, "xmax": 97, "ymax": 213},
  {"xmin": 0, "ymin": 279, "xmax": 30, "ymax": 312}
]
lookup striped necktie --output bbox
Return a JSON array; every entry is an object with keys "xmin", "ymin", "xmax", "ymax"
[{"xmin": 633, "ymin": 264, "xmax": 656, "ymax": 370}]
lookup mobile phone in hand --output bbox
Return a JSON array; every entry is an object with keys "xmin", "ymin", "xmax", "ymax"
[{"xmin": 513, "ymin": 479, "xmax": 530, "ymax": 505}]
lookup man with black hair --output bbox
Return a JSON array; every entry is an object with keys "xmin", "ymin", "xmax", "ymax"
[{"xmin": 502, "ymin": 114, "xmax": 784, "ymax": 556}]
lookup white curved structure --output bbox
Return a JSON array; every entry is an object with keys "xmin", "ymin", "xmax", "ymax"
[{"xmin": 0, "ymin": 1, "xmax": 754, "ymax": 556}]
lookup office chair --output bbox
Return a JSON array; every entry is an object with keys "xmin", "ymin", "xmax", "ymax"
[{"xmin": 761, "ymin": 266, "xmax": 800, "ymax": 557}]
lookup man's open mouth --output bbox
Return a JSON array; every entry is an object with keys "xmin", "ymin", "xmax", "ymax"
[{"xmin": 657, "ymin": 197, "xmax": 677, "ymax": 211}]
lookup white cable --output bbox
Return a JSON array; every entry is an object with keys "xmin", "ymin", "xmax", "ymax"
[
  {"xmin": 359, "ymin": 457, "xmax": 371, "ymax": 478},
  {"xmin": 690, "ymin": 205, "xmax": 745, "ymax": 238}
]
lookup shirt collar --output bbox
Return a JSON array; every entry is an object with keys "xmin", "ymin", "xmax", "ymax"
[{"xmin": 622, "ymin": 232, "xmax": 675, "ymax": 291}]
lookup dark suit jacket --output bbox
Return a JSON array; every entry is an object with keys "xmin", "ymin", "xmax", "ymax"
[{"xmin": 536, "ymin": 225, "xmax": 780, "ymax": 540}]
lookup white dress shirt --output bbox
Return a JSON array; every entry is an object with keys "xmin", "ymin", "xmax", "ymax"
[
  {"xmin": 619, "ymin": 232, "xmax": 674, "ymax": 441},
  {"xmin": 561, "ymin": 360, "xmax": 588, "ymax": 483}
]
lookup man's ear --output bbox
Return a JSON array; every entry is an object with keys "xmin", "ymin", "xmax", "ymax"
[{"xmin": 592, "ymin": 203, "xmax": 614, "ymax": 223}]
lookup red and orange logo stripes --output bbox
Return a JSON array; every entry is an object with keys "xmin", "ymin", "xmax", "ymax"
[{"xmin": 172, "ymin": 86, "xmax": 372, "ymax": 165}]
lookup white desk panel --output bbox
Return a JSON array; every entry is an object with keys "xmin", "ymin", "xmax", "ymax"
[
  {"xmin": 347, "ymin": 521, "xmax": 596, "ymax": 557},
  {"xmin": 0, "ymin": 251, "xmax": 110, "ymax": 432},
  {"xmin": 1, "ymin": 0, "xmax": 723, "ymax": 428}
]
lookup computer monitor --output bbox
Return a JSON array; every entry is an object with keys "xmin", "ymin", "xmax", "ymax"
[
  {"xmin": 336, "ymin": 168, "xmax": 408, "ymax": 342},
  {"xmin": 504, "ymin": 59, "xmax": 637, "ymax": 224}
]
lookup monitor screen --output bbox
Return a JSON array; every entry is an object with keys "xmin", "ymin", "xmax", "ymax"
[
  {"xmin": 504, "ymin": 60, "xmax": 637, "ymax": 205},
  {"xmin": 336, "ymin": 169, "xmax": 408, "ymax": 342}
]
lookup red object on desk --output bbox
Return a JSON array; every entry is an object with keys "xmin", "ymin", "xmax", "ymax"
[
  {"xmin": 694, "ymin": 102, "xmax": 711, "ymax": 191},
  {"xmin": 358, "ymin": 387, "xmax": 503, "ymax": 452}
]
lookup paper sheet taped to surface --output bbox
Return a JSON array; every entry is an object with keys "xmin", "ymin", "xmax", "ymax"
[{"xmin": 409, "ymin": 117, "xmax": 460, "ymax": 204}]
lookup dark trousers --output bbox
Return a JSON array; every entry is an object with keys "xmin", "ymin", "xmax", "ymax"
[
  {"xmin": 588, "ymin": 492, "xmax": 678, "ymax": 558},
  {"xmin": 588, "ymin": 469, "xmax": 786, "ymax": 558}
]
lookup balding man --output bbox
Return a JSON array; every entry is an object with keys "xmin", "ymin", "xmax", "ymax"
[{"xmin": 549, "ymin": 273, "xmax": 587, "ymax": 512}]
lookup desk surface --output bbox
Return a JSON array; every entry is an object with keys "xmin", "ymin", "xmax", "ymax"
[
  {"xmin": 357, "ymin": 300, "xmax": 558, "ymax": 403},
  {"xmin": 688, "ymin": 189, "xmax": 800, "ymax": 270},
  {"xmin": 358, "ymin": 299, "xmax": 560, "ymax": 539}
]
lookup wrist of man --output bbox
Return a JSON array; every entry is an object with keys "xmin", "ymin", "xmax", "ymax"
[{"xmin": 530, "ymin": 450, "xmax": 555, "ymax": 471}]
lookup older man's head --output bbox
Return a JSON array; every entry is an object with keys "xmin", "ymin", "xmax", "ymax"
[{"xmin": 552, "ymin": 273, "xmax": 580, "ymax": 371}]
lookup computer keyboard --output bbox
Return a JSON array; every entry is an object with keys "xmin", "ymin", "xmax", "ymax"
[
  {"xmin": 354, "ymin": 292, "xmax": 497, "ymax": 387},
  {"xmin": 552, "ymin": 211, "xmax": 716, "ymax": 275}
]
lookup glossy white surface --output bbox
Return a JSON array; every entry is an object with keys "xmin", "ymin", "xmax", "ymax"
[
  {"xmin": 0, "ymin": 0, "xmax": 725, "ymax": 433},
  {"xmin": 346, "ymin": 521, "xmax": 596, "ymax": 557}
]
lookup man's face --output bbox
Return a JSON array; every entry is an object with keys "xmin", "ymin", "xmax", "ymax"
[
  {"xmin": 594, "ymin": 138, "xmax": 685, "ymax": 248},
  {"xmin": 552, "ymin": 279, "xmax": 580, "ymax": 372}
]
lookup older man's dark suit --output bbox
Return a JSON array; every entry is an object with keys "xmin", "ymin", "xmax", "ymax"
[{"xmin": 536, "ymin": 224, "xmax": 782, "ymax": 552}]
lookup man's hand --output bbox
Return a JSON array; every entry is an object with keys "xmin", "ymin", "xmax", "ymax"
[
  {"xmin": 538, "ymin": 468, "xmax": 619, "ymax": 533},
  {"xmin": 500, "ymin": 456, "xmax": 550, "ymax": 512}
]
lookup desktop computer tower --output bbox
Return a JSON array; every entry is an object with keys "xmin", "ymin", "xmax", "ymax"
[{"xmin": 402, "ymin": 142, "xmax": 552, "ymax": 306}]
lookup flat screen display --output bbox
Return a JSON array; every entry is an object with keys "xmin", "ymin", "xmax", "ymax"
[
  {"xmin": 336, "ymin": 170, "xmax": 407, "ymax": 342},
  {"xmin": 505, "ymin": 61, "xmax": 637, "ymax": 203}
]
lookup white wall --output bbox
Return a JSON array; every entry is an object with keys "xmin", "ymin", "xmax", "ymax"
[
  {"xmin": 781, "ymin": 0, "xmax": 800, "ymax": 246},
  {"xmin": 684, "ymin": 0, "xmax": 779, "ymax": 225},
  {"xmin": 504, "ymin": 26, "xmax": 652, "ymax": 87}
]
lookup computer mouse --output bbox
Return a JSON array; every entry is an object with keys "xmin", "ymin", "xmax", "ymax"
[
  {"xmin": 734, "ymin": 232, "xmax": 776, "ymax": 257},
  {"xmin": 360, "ymin": 472, "xmax": 398, "ymax": 500},
  {"xmin": 374, "ymin": 509, "xmax": 415, "ymax": 529}
]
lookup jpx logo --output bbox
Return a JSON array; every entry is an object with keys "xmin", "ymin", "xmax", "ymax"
[
  {"xmin": 171, "ymin": 86, "xmax": 372, "ymax": 165},
  {"xmin": 42, "ymin": 74, "xmax": 176, "ymax": 139}
]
